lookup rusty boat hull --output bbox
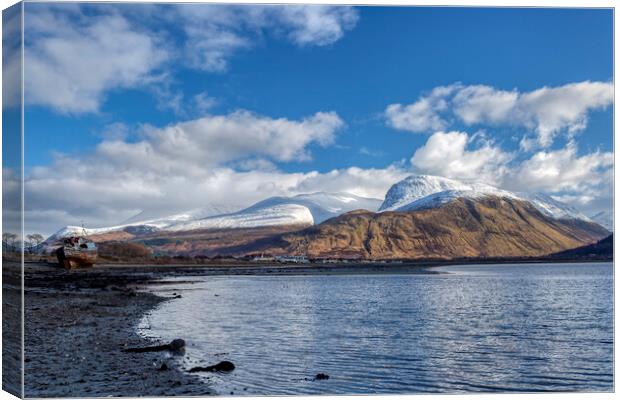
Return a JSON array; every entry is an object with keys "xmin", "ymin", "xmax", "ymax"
[{"xmin": 56, "ymin": 247, "xmax": 97, "ymax": 269}]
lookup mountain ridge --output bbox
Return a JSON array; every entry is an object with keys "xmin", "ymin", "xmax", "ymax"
[
  {"xmin": 46, "ymin": 191, "xmax": 382, "ymax": 242},
  {"xmin": 45, "ymin": 175, "xmax": 609, "ymax": 262},
  {"xmin": 244, "ymin": 196, "xmax": 609, "ymax": 260},
  {"xmin": 379, "ymin": 175, "xmax": 591, "ymax": 221}
]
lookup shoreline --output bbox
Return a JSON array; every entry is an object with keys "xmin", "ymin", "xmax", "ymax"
[
  {"xmin": 20, "ymin": 261, "xmax": 443, "ymax": 398},
  {"xmin": 25, "ymin": 256, "xmax": 613, "ymax": 276},
  {"xmin": 22, "ymin": 263, "xmax": 210, "ymax": 397}
]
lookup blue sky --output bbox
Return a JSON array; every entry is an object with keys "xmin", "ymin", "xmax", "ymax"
[{"xmin": 13, "ymin": 4, "xmax": 614, "ymax": 234}]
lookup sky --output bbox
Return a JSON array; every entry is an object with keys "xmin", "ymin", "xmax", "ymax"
[{"xmin": 4, "ymin": 3, "xmax": 613, "ymax": 235}]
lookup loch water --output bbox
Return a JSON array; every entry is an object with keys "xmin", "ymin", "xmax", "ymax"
[{"xmin": 138, "ymin": 262, "xmax": 613, "ymax": 395}]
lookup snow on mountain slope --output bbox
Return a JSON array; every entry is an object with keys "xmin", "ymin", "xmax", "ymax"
[
  {"xmin": 380, "ymin": 175, "xmax": 592, "ymax": 222},
  {"xmin": 590, "ymin": 211, "xmax": 613, "ymax": 231},
  {"xmin": 379, "ymin": 175, "xmax": 518, "ymax": 211},
  {"xmin": 46, "ymin": 206, "xmax": 309, "ymax": 242},
  {"xmin": 245, "ymin": 192, "xmax": 382, "ymax": 224},
  {"xmin": 166, "ymin": 192, "xmax": 381, "ymax": 231},
  {"xmin": 388, "ymin": 189, "xmax": 513, "ymax": 212},
  {"xmin": 518, "ymin": 193, "xmax": 590, "ymax": 222},
  {"xmin": 45, "ymin": 224, "xmax": 149, "ymax": 243},
  {"xmin": 166, "ymin": 204, "xmax": 313, "ymax": 231},
  {"xmin": 48, "ymin": 178, "xmax": 598, "ymax": 242},
  {"xmin": 47, "ymin": 192, "xmax": 381, "ymax": 241},
  {"xmin": 120, "ymin": 204, "xmax": 242, "ymax": 227},
  {"xmin": 47, "ymin": 204, "xmax": 244, "ymax": 242}
]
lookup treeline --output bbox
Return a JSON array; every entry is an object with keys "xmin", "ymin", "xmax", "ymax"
[{"xmin": 3, "ymin": 232, "xmax": 45, "ymax": 254}]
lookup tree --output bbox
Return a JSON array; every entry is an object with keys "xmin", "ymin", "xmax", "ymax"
[
  {"xmin": 3, "ymin": 232, "xmax": 18, "ymax": 253},
  {"xmin": 26, "ymin": 234, "xmax": 44, "ymax": 254},
  {"xmin": 30, "ymin": 233, "xmax": 44, "ymax": 247}
]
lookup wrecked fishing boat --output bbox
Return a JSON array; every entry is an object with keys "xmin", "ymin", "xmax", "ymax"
[{"xmin": 56, "ymin": 234, "xmax": 97, "ymax": 269}]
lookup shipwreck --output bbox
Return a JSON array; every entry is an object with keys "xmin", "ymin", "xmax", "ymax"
[{"xmin": 56, "ymin": 231, "xmax": 97, "ymax": 269}]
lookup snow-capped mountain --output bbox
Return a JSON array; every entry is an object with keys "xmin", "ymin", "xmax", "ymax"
[
  {"xmin": 241, "ymin": 192, "xmax": 382, "ymax": 224},
  {"xmin": 45, "ymin": 177, "xmax": 610, "ymax": 259},
  {"xmin": 379, "ymin": 175, "xmax": 592, "ymax": 222},
  {"xmin": 166, "ymin": 204, "xmax": 313, "ymax": 231},
  {"xmin": 45, "ymin": 223, "xmax": 158, "ymax": 243},
  {"xmin": 119, "ymin": 204, "xmax": 242, "ymax": 227},
  {"xmin": 47, "ymin": 192, "xmax": 382, "ymax": 241},
  {"xmin": 155, "ymin": 192, "xmax": 381, "ymax": 231},
  {"xmin": 379, "ymin": 175, "xmax": 518, "ymax": 211},
  {"xmin": 45, "ymin": 205, "xmax": 242, "ymax": 242},
  {"xmin": 590, "ymin": 211, "xmax": 613, "ymax": 231},
  {"xmin": 47, "ymin": 176, "xmax": 602, "ymax": 245}
]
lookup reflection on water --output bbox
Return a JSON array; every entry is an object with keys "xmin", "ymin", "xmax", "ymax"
[{"xmin": 138, "ymin": 263, "xmax": 613, "ymax": 395}]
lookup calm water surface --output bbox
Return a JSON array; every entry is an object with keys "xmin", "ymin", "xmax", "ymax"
[{"xmin": 138, "ymin": 263, "xmax": 613, "ymax": 395}]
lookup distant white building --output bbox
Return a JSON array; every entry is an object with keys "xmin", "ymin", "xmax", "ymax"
[
  {"xmin": 275, "ymin": 255, "xmax": 309, "ymax": 264},
  {"xmin": 252, "ymin": 254, "xmax": 275, "ymax": 262}
]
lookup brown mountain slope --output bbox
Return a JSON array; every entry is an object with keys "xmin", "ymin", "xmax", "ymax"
[
  {"xmin": 241, "ymin": 196, "xmax": 609, "ymax": 260},
  {"xmin": 90, "ymin": 225, "xmax": 307, "ymax": 257}
]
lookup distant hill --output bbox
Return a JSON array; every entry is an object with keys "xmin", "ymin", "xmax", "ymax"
[
  {"xmin": 548, "ymin": 234, "xmax": 613, "ymax": 261},
  {"xmin": 46, "ymin": 192, "xmax": 382, "ymax": 243},
  {"xmin": 234, "ymin": 196, "xmax": 609, "ymax": 260},
  {"xmin": 590, "ymin": 211, "xmax": 613, "ymax": 232}
]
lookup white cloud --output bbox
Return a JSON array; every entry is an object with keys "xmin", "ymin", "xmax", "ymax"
[
  {"xmin": 3, "ymin": 169, "xmax": 22, "ymax": 235},
  {"xmin": 515, "ymin": 81, "xmax": 614, "ymax": 147},
  {"xmin": 98, "ymin": 122, "xmax": 131, "ymax": 141},
  {"xmin": 410, "ymin": 131, "xmax": 513, "ymax": 184},
  {"xmin": 386, "ymin": 81, "xmax": 613, "ymax": 147},
  {"xmin": 182, "ymin": 20, "xmax": 250, "ymax": 73},
  {"xmin": 409, "ymin": 131, "xmax": 613, "ymax": 218},
  {"xmin": 24, "ymin": 4, "xmax": 359, "ymax": 113},
  {"xmin": 25, "ymin": 8, "xmax": 169, "ymax": 113},
  {"xmin": 509, "ymin": 141, "xmax": 613, "ymax": 193},
  {"xmin": 507, "ymin": 142, "xmax": 614, "ymax": 217},
  {"xmin": 174, "ymin": 4, "xmax": 359, "ymax": 72},
  {"xmin": 3, "ymin": 4, "xmax": 22, "ymax": 109},
  {"xmin": 128, "ymin": 110, "xmax": 344, "ymax": 167},
  {"xmin": 193, "ymin": 91, "xmax": 217, "ymax": 113},
  {"xmin": 452, "ymin": 85, "xmax": 518, "ymax": 125},
  {"xmin": 359, "ymin": 147, "xmax": 385, "ymax": 157},
  {"xmin": 551, "ymin": 194, "xmax": 596, "ymax": 207},
  {"xmin": 293, "ymin": 166, "xmax": 408, "ymax": 198},
  {"xmin": 152, "ymin": 86, "xmax": 185, "ymax": 116},
  {"xmin": 275, "ymin": 5, "xmax": 359, "ymax": 46},
  {"xmin": 385, "ymin": 100, "xmax": 444, "ymax": 132},
  {"xmin": 385, "ymin": 85, "xmax": 455, "ymax": 132}
]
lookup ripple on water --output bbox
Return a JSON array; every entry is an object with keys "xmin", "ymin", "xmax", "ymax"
[{"xmin": 137, "ymin": 263, "xmax": 613, "ymax": 395}]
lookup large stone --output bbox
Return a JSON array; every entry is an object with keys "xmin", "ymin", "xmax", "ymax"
[{"xmin": 189, "ymin": 361, "xmax": 235, "ymax": 373}]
